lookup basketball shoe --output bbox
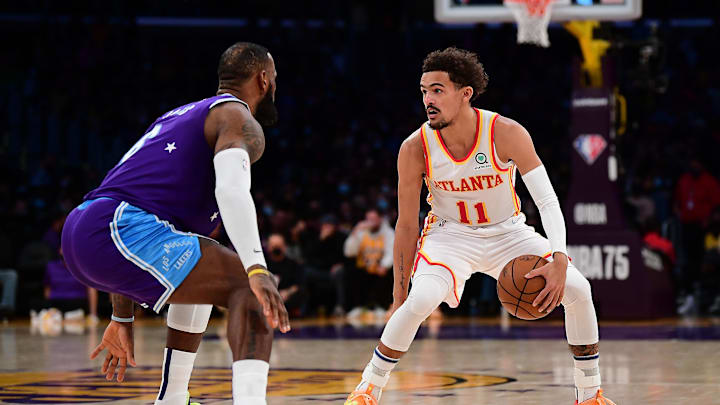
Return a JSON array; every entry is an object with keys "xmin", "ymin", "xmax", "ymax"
[
  {"xmin": 344, "ymin": 383, "xmax": 379, "ymax": 405},
  {"xmin": 575, "ymin": 389, "xmax": 616, "ymax": 405}
]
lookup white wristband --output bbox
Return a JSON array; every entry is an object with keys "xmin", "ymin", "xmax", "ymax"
[{"xmin": 111, "ymin": 315, "xmax": 135, "ymax": 323}]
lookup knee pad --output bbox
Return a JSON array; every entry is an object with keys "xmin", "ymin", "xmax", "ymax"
[
  {"xmin": 406, "ymin": 275, "xmax": 449, "ymax": 317},
  {"xmin": 380, "ymin": 275, "xmax": 449, "ymax": 352},
  {"xmin": 562, "ymin": 266, "xmax": 593, "ymax": 307},
  {"xmin": 167, "ymin": 304, "xmax": 213, "ymax": 334},
  {"xmin": 562, "ymin": 266, "xmax": 599, "ymax": 345}
]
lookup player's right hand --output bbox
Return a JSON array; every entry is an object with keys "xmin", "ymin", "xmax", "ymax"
[
  {"xmin": 90, "ymin": 321, "xmax": 136, "ymax": 382},
  {"xmin": 248, "ymin": 271, "xmax": 291, "ymax": 333}
]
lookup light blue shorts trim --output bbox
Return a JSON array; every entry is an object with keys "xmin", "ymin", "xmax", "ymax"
[{"xmin": 110, "ymin": 201, "xmax": 202, "ymax": 312}]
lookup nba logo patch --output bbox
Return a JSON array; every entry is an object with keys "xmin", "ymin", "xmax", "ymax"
[{"xmin": 573, "ymin": 134, "xmax": 607, "ymax": 165}]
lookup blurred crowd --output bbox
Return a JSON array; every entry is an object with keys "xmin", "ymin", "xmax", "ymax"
[{"xmin": 0, "ymin": 3, "xmax": 718, "ymax": 321}]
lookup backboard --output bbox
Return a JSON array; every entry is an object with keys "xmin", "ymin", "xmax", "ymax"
[{"xmin": 434, "ymin": 0, "xmax": 642, "ymax": 23}]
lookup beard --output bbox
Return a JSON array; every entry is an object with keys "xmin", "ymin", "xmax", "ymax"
[
  {"xmin": 255, "ymin": 86, "xmax": 279, "ymax": 127},
  {"xmin": 428, "ymin": 118, "xmax": 450, "ymax": 130}
]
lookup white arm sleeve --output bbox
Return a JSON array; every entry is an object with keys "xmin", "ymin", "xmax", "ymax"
[
  {"xmin": 213, "ymin": 148, "xmax": 267, "ymax": 271},
  {"xmin": 522, "ymin": 165, "xmax": 568, "ymax": 256}
]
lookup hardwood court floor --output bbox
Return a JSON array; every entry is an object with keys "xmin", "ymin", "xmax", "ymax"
[{"xmin": 1, "ymin": 317, "xmax": 719, "ymax": 404}]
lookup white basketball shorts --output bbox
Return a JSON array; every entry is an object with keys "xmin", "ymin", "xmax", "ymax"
[{"xmin": 412, "ymin": 212, "xmax": 586, "ymax": 308}]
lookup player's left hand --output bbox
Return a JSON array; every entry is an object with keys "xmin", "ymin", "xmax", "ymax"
[
  {"xmin": 90, "ymin": 320, "xmax": 137, "ymax": 382},
  {"xmin": 524, "ymin": 254, "xmax": 568, "ymax": 313},
  {"xmin": 248, "ymin": 270, "xmax": 291, "ymax": 333}
]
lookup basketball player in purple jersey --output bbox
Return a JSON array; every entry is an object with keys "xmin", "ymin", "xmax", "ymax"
[{"xmin": 61, "ymin": 42, "xmax": 290, "ymax": 405}]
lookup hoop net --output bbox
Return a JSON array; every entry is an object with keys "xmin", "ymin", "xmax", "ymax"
[{"xmin": 504, "ymin": 0, "xmax": 554, "ymax": 47}]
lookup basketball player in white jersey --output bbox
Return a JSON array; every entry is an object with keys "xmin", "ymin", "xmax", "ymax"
[{"xmin": 345, "ymin": 47, "xmax": 616, "ymax": 405}]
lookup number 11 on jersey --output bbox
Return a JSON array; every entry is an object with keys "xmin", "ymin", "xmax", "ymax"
[{"xmin": 456, "ymin": 201, "xmax": 490, "ymax": 224}]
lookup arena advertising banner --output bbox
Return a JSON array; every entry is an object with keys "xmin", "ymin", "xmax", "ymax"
[{"xmin": 564, "ymin": 89, "xmax": 674, "ymax": 318}]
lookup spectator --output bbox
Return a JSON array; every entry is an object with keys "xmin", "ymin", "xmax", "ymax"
[
  {"xmin": 344, "ymin": 209, "xmax": 395, "ymax": 319},
  {"xmin": 674, "ymin": 159, "xmax": 720, "ymax": 307},
  {"xmin": 267, "ymin": 234, "xmax": 307, "ymax": 317},
  {"xmin": 300, "ymin": 214, "xmax": 347, "ymax": 316}
]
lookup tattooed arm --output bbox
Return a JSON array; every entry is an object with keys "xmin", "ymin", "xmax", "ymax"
[
  {"xmin": 206, "ymin": 100, "xmax": 268, "ymax": 272},
  {"xmin": 391, "ymin": 133, "xmax": 425, "ymax": 307},
  {"xmin": 207, "ymin": 101, "xmax": 266, "ymax": 163}
]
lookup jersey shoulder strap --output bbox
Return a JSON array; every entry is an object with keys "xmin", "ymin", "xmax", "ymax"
[
  {"xmin": 209, "ymin": 94, "xmax": 250, "ymax": 111},
  {"xmin": 418, "ymin": 122, "xmax": 434, "ymax": 180},
  {"xmin": 482, "ymin": 110, "xmax": 513, "ymax": 172}
]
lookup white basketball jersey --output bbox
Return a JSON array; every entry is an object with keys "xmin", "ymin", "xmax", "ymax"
[{"xmin": 420, "ymin": 108, "xmax": 521, "ymax": 227}]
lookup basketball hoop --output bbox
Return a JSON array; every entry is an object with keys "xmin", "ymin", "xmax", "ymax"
[{"xmin": 504, "ymin": 0, "xmax": 554, "ymax": 47}]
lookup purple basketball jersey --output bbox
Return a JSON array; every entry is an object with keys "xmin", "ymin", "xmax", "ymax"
[{"xmin": 85, "ymin": 94, "xmax": 246, "ymax": 236}]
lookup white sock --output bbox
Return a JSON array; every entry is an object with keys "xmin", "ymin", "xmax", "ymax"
[
  {"xmin": 573, "ymin": 354, "xmax": 601, "ymax": 402},
  {"xmin": 232, "ymin": 359, "xmax": 269, "ymax": 405},
  {"xmin": 155, "ymin": 348, "xmax": 197, "ymax": 405},
  {"xmin": 355, "ymin": 347, "xmax": 400, "ymax": 400}
]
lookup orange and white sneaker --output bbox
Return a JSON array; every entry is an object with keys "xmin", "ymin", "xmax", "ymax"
[
  {"xmin": 575, "ymin": 389, "xmax": 616, "ymax": 405},
  {"xmin": 344, "ymin": 383, "xmax": 379, "ymax": 405}
]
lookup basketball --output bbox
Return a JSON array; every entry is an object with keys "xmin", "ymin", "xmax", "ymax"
[{"xmin": 496, "ymin": 255, "xmax": 549, "ymax": 320}]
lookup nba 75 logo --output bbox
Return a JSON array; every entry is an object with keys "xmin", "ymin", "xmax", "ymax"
[{"xmin": 573, "ymin": 134, "xmax": 607, "ymax": 165}]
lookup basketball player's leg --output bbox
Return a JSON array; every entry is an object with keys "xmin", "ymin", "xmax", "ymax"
[
  {"xmin": 377, "ymin": 270, "xmax": 450, "ymax": 356},
  {"xmin": 560, "ymin": 265, "xmax": 609, "ymax": 404},
  {"xmin": 62, "ymin": 199, "xmax": 285, "ymax": 404},
  {"xmin": 349, "ymin": 262, "xmax": 452, "ymax": 404},
  {"xmin": 169, "ymin": 239, "xmax": 286, "ymax": 405},
  {"xmin": 539, "ymin": 261, "xmax": 611, "ymax": 403},
  {"xmin": 154, "ymin": 304, "xmax": 212, "ymax": 405},
  {"xmin": 485, "ymin": 224, "xmax": 610, "ymax": 404}
]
